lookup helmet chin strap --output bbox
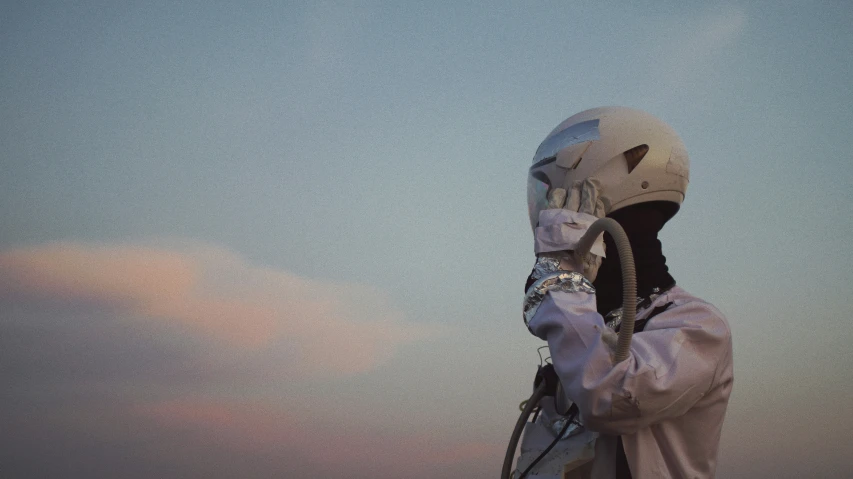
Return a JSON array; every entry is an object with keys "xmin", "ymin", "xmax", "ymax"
[{"xmin": 593, "ymin": 202, "xmax": 676, "ymax": 316}]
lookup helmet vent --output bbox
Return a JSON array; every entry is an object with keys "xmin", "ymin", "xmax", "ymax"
[{"xmin": 624, "ymin": 144, "xmax": 649, "ymax": 173}]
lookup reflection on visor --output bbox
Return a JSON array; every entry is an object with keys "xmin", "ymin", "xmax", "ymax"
[
  {"xmin": 533, "ymin": 119, "xmax": 600, "ymax": 165},
  {"xmin": 527, "ymin": 172, "xmax": 550, "ymax": 229},
  {"xmin": 528, "ymin": 119, "xmax": 600, "ymax": 229}
]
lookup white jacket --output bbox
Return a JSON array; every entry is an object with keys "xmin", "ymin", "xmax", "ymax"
[{"xmin": 527, "ymin": 286, "xmax": 733, "ymax": 478}]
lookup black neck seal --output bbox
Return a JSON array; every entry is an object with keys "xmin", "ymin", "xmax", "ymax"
[{"xmin": 593, "ymin": 202, "xmax": 677, "ymax": 316}]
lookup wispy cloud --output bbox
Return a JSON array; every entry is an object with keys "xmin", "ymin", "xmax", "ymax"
[
  {"xmin": 0, "ymin": 241, "xmax": 440, "ymax": 375},
  {"xmin": 676, "ymin": 7, "xmax": 748, "ymax": 59},
  {"xmin": 634, "ymin": 7, "xmax": 748, "ymax": 109},
  {"xmin": 1, "ymin": 240, "xmax": 471, "ymax": 477},
  {"xmin": 135, "ymin": 397, "xmax": 502, "ymax": 476},
  {"xmin": 2, "ymin": 390, "xmax": 501, "ymax": 478}
]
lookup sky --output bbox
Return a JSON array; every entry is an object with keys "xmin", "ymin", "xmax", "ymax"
[{"xmin": 1, "ymin": 1, "xmax": 852, "ymax": 477}]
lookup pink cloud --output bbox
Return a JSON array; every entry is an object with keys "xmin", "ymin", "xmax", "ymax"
[
  {"xmin": 0, "ymin": 241, "xmax": 442, "ymax": 375},
  {"xmin": 135, "ymin": 398, "xmax": 502, "ymax": 476},
  {"xmin": 137, "ymin": 399, "xmax": 240, "ymax": 430},
  {"xmin": 0, "ymin": 243, "xmax": 197, "ymax": 306}
]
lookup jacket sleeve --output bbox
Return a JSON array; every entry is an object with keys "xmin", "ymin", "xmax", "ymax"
[{"xmin": 527, "ymin": 289, "xmax": 729, "ymax": 435}]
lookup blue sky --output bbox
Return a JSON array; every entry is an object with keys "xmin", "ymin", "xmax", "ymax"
[{"xmin": 2, "ymin": 1, "xmax": 852, "ymax": 477}]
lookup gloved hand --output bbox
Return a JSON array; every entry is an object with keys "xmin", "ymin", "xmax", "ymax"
[{"xmin": 533, "ymin": 178, "xmax": 606, "ymax": 281}]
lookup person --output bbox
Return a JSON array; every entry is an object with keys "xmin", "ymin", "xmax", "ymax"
[{"xmin": 518, "ymin": 106, "xmax": 733, "ymax": 478}]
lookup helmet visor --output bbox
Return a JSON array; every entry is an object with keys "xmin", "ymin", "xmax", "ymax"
[
  {"xmin": 528, "ymin": 119, "xmax": 601, "ymax": 229},
  {"xmin": 527, "ymin": 165, "xmax": 552, "ymax": 230}
]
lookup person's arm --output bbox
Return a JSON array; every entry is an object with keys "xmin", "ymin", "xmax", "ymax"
[{"xmin": 528, "ymin": 290, "xmax": 729, "ymax": 435}]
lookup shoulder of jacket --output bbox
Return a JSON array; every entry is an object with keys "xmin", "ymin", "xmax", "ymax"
[{"xmin": 650, "ymin": 286, "xmax": 732, "ymax": 340}]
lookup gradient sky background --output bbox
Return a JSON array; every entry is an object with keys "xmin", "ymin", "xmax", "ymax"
[{"xmin": 2, "ymin": 1, "xmax": 852, "ymax": 478}]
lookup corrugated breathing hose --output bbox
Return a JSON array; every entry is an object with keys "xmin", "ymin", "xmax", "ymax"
[{"xmin": 573, "ymin": 217, "xmax": 636, "ymax": 362}]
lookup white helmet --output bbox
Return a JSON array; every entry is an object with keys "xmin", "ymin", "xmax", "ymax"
[{"xmin": 527, "ymin": 106, "xmax": 689, "ymax": 229}]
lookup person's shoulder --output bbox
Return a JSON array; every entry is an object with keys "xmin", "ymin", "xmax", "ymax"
[{"xmin": 657, "ymin": 286, "xmax": 731, "ymax": 339}]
